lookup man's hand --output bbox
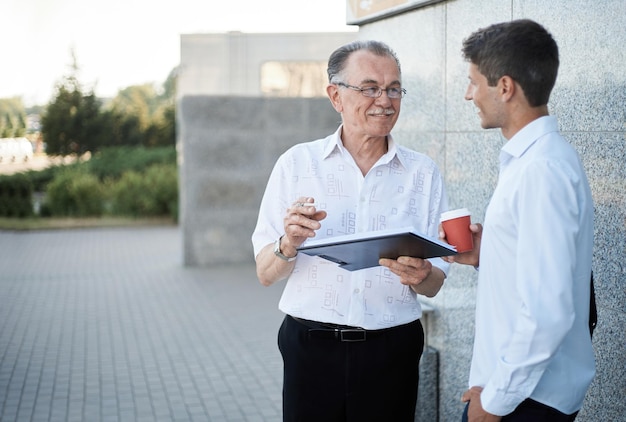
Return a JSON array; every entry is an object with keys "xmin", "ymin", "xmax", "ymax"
[
  {"xmin": 461, "ymin": 386, "xmax": 501, "ymax": 422},
  {"xmin": 255, "ymin": 197, "xmax": 326, "ymax": 286},
  {"xmin": 279, "ymin": 197, "xmax": 327, "ymax": 257},
  {"xmin": 440, "ymin": 223, "xmax": 483, "ymax": 267},
  {"xmin": 379, "ymin": 256, "xmax": 445, "ymax": 297}
]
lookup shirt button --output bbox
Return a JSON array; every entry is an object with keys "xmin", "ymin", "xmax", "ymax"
[{"xmin": 354, "ymin": 289, "xmax": 360, "ymax": 294}]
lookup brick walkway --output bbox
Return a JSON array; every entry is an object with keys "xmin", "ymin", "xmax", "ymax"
[{"xmin": 0, "ymin": 226, "xmax": 285, "ymax": 421}]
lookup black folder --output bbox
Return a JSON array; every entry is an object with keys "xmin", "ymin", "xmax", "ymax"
[{"xmin": 297, "ymin": 227, "xmax": 457, "ymax": 271}]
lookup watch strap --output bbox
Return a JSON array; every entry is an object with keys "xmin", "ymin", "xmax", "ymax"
[{"xmin": 274, "ymin": 236, "xmax": 297, "ymax": 262}]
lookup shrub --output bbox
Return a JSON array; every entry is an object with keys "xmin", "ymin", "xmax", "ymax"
[
  {"xmin": 0, "ymin": 173, "xmax": 33, "ymax": 217},
  {"xmin": 44, "ymin": 167, "xmax": 105, "ymax": 217},
  {"xmin": 109, "ymin": 163, "xmax": 178, "ymax": 220},
  {"xmin": 7, "ymin": 146, "xmax": 179, "ymax": 220},
  {"xmin": 24, "ymin": 163, "xmax": 76, "ymax": 191},
  {"xmin": 87, "ymin": 145, "xmax": 176, "ymax": 181}
]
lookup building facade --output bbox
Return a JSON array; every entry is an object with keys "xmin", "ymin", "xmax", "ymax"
[{"xmin": 178, "ymin": 2, "xmax": 625, "ymax": 419}]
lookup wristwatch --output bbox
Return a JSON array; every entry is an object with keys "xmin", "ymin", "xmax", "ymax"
[{"xmin": 274, "ymin": 236, "xmax": 297, "ymax": 262}]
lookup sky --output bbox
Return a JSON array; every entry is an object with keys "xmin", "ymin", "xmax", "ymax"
[{"xmin": 2, "ymin": 0, "xmax": 357, "ymax": 106}]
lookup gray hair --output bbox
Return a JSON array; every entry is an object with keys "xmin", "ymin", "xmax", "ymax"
[{"xmin": 327, "ymin": 40, "xmax": 401, "ymax": 84}]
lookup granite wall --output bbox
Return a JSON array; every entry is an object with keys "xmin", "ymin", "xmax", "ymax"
[{"xmin": 357, "ymin": 0, "xmax": 626, "ymax": 420}]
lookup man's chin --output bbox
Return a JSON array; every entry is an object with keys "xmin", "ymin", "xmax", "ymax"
[
  {"xmin": 369, "ymin": 127, "xmax": 394, "ymax": 138},
  {"xmin": 370, "ymin": 119, "xmax": 397, "ymax": 133},
  {"xmin": 480, "ymin": 121, "xmax": 497, "ymax": 130}
]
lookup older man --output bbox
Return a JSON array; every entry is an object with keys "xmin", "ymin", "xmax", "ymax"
[{"xmin": 252, "ymin": 40, "xmax": 449, "ymax": 422}]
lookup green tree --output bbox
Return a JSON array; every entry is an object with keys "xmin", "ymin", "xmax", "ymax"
[
  {"xmin": 145, "ymin": 102, "xmax": 175, "ymax": 147},
  {"xmin": 105, "ymin": 67, "xmax": 177, "ymax": 148},
  {"xmin": 161, "ymin": 67, "xmax": 177, "ymax": 100},
  {"xmin": 15, "ymin": 114, "xmax": 26, "ymax": 137},
  {"xmin": 105, "ymin": 84, "xmax": 155, "ymax": 147},
  {"xmin": 40, "ymin": 51, "xmax": 107, "ymax": 155},
  {"xmin": 40, "ymin": 56, "xmax": 177, "ymax": 154},
  {"xmin": 0, "ymin": 97, "xmax": 27, "ymax": 138},
  {"xmin": 109, "ymin": 84, "xmax": 156, "ymax": 130},
  {"xmin": 101, "ymin": 109, "xmax": 143, "ymax": 147},
  {"xmin": 41, "ymin": 84, "xmax": 105, "ymax": 154},
  {"xmin": 1, "ymin": 113, "xmax": 13, "ymax": 138},
  {"xmin": 147, "ymin": 67, "xmax": 177, "ymax": 147}
]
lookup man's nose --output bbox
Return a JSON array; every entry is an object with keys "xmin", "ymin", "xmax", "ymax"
[
  {"xmin": 376, "ymin": 90, "xmax": 393, "ymax": 104},
  {"xmin": 464, "ymin": 85, "xmax": 473, "ymax": 101}
]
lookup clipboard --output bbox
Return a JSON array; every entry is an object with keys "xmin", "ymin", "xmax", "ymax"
[{"xmin": 297, "ymin": 226, "xmax": 457, "ymax": 271}]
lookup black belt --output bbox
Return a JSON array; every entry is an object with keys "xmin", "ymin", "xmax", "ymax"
[{"xmin": 290, "ymin": 316, "xmax": 390, "ymax": 342}]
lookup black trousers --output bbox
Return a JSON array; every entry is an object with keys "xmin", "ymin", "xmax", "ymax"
[
  {"xmin": 462, "ymin": 398, "xmax": 579, "ymax": 421},
  {"xmin": 278, "ymin": 314, "xmax": 424, "ymax": 422}
]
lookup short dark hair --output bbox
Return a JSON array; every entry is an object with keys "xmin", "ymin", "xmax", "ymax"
[
  {"xmin": 327, "ymin": 40, "xmax": 401, "ymax": 84},
  {"xmin": 461, "ymin": 19, "xmax": 559, "ymax": 107}
]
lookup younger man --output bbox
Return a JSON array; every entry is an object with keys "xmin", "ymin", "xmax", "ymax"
[{"xmin": 447, "ymin": 19, "xmax": 595, "ymax": 421}]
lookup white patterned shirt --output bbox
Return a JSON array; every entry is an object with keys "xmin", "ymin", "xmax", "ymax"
[{"xmin": 252, "ymin": 126, "xmax": 449, "ymax": 330}]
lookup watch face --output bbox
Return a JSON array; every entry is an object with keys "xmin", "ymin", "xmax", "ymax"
[{"xmin": 274, "ymin": 239, "xmax": 282, "ymax": 255}]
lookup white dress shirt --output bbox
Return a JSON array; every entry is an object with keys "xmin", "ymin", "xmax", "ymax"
[
  {"xmin": 471, "ymin": 116, "xmax": 595, "ymax": 415},
  {"xmin": 252, "ymin": 126, "xmax": 449, "ymax": 330}
]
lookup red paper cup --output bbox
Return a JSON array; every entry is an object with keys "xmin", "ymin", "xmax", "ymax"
[{"xmin": 440, "ymin": 208, "xmax": 473, "ymax": 253}]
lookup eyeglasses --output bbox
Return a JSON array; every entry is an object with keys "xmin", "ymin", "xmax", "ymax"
[{"xmin": 336, "ymin": 82, "xmax": 406, "ymax": 99}]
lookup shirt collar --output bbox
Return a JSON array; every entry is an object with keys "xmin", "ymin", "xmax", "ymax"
[
  {"xmin": 502, "ymin": 115, "xmax": 559, "ymax": 159},
  {"xmin": 499, "ymin": 116, "xmax": 558, "ymax": 168},
  {"xmin": 322, "ymin": 126, "xmax": 343, "ymax": 159},
  {"xmin": 323, "ymin": 125, "xmax": 405, "ymax": 168}
]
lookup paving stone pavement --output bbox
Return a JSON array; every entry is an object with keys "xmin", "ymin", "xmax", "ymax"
[{"xmin": 0, "ymin": 226, "xmax": 285, "ymax": 422}]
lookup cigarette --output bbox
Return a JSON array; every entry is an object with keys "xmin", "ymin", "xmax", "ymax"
[{"xmin": 297, "ymin": 202, "xmax": 319, "ymax": 208}]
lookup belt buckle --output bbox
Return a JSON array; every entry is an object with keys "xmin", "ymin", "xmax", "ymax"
[{"xmin": 339, "ymin": 328, "xmax": 367, "ymax": 342}]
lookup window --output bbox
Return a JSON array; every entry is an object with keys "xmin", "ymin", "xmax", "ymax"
[{"xmin": 260, "ymin": 61, "xmax": 328, "ymax": 97}]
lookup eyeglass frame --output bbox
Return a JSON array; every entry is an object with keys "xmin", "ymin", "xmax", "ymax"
[{"xmin": 335, "ymin": 82, "xmax": 407, "ymax": 99}]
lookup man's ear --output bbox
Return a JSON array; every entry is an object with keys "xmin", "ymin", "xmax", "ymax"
[
  {"xmin": 498, "ymin": 75, "xmax": 516, "ymax": 102},
  {"xmin": 327, "ymin": 84, "xmax": 343, "ymax": 112}
]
